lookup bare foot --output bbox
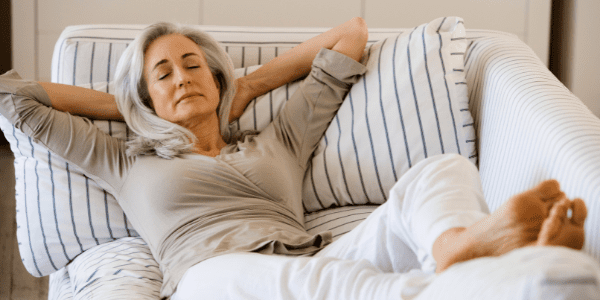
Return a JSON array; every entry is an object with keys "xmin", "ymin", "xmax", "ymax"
[{"xmin": 433, "ymin": 179, "xmax": 587, "ymax": 273}]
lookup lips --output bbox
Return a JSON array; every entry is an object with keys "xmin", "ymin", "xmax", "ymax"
[{"xmin": 177, "ymin": 92, "xmax": 203, "ymax": 104}]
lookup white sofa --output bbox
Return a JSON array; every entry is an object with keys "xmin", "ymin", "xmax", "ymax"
[{"xmin": 3, "ymin": 18, "xmax": 600, "ymax": 299}]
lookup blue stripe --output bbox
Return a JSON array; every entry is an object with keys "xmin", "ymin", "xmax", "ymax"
[
  {"xmin": 376, "ymin": 39, "xmax": 398, "ymax": 182},
  {"xmin": 407, "ymin": 28, "xmax": 429, "ymax": 158},
  {"xmin": 329, "ymin": 218, "xmax": 365, "ymax": 231},
  {"xmin": 309, "ymin": 162, "xmax": 325, "ymax": 210},
  {"xmin": 335, "ymin": 116, "xmax": 355, "ymax": 205},
  {"xmin": 348, "ymin": 92, "xmax": 372, "ymax": 203},
  {"xmin": 106, "ymin": 43, "xmax": 112, "ymax": 92},
  {"xmin": 77, "ymin": 277, "xmax": 99, "ymax": 294},
  {"xmin": 241, "ymin": 46, "xmax": 245, "ymax": 67},
  {"xmin": 104, "ymin": 191, "xmax": 114, "ymax": 239},
  {"xmin": 322, "ymin": 136, "xmax": 341, "ymax": 207},
  {"xmin": 258, "ymin": 47, "xmax": 262, "ymax": 65},
  {"xmin": 30, "ymin": 138, "xmax": 58, "ymax": 271},
  {"xmin": 73, "ymin": 42, "xmax": 79, "ymax": 86},
  {"xmin": 86, "ymin": 269, "xmax": 98, "ymax": 283},
  {"xmin": 269, "ymin": 92, "xmax": 273, "ymax": 122},
  {"xmin": 48, "ymin": 152, "xmax": 70, "ymax": 261},
  {"xmin": 124, "ymin": 212, "xmax": 132, "ymax": 237},
  {"xmin": 305, "ymin": 206, "xmax": 378, "ymax": 223},
  {"xmin": 56, "ymin": 39, "xmax": 66, "ymax": 83},
  {"xmin": 66, "ymin": 163, "xmax": 84, "ymax": 252},
  {"xmin": 23, "ymin": 154, "xmax": 42, "ymax": 276},
  {"xmin": 391, "ymin": 34, "xmax": 412, "ymax": 168},
  {"xmin": 306, "ymin": 212, "xmax": 372, "ymax": 231},
  {"xmin": 12, "ymin": 126, "xmax": 23, "ymax": 156},
  {"xmin": 464, "ymin": 41, "xmax": 477, "ymax": 65},
  {"xmin": 422, "ymin": 25, "xmax": 445, "ymax": 154},
  {"xmin": 85, "ymin": 176, "xmax": 100, "ymax": 245},
  {"xmin": 362, "ymin": 57, "xmax": 387, "ymax": 200},
  {"xmin": 90, "ymin": 42, "xmax": 96, "ymax": 89},
  {"xmin": 253, "ymin": 99, "xmax": 257, "ymax": 130}
]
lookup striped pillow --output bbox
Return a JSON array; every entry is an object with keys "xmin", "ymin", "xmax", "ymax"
[
  {"xmin": 66, "ymin": 237, "xmax": 162, "ymax": 299},
  {"xmin": 0, "ymin": 82, "xmax": 139, "ymax": 277},
  {"xmin": 302, "ymin": 16, "xmax": 477, "ymax": 211}
]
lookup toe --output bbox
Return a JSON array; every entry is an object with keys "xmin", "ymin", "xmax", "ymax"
[
  {"xmin": 532, "ymin": 180, "xmax": 566, "ymax": 215},
  {"xmin": 570, "ymin": 198, "xmax": 587, "ymax": 227},
  {"xmin": 535, "ymin": 179, "xmax": 564, "ymax": 200},
  {"xmin": 537, "ymin": 199, "xmax": 569, "ymax": 246}
]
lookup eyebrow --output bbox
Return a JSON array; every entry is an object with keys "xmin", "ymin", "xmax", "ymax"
[{"xmin": 152, "ymin": 52, "xmax": 200, "ymax": 72}]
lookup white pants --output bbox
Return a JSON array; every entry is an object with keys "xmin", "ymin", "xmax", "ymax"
[
  {"xmin": 172, "ymin": 154, "xmax": 600, "ymax": 299},
  {"xmin": 172, "ymin": 154, "xmax": 490, "ymax": 300}
]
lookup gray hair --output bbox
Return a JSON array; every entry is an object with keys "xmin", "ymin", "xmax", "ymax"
[{"xmin": 114, "ymin": 22, "xmax": 235, "ymax": 159}]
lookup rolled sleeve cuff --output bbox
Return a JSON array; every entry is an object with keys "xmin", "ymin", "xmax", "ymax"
[
  {"xmin": 311, "ymin": 48, "xmax": 367, "ymax": 87},
  {"xmin": 1, "ymin": 70, "xmax": 53, "ymax": 107}
]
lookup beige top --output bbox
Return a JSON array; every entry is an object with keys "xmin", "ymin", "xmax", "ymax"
[{"xmin": 0, "ymin": 48, "xmax": 367, "ymax": 298}]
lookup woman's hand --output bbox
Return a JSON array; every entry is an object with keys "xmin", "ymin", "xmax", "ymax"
[{"xmin": 229, "ymin": 78, "xmax": 254, "ymax": 123}]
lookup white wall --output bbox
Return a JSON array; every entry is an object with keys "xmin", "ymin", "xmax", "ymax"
[
  {"xmin": 13, "ymin": 0, "xmax": 551, "ymax": 82},
  {"xmin": 568, "ymin": 0, "xmax": 600, "ymax": 117}
]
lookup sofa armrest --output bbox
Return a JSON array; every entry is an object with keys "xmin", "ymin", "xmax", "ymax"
[{"xmin": 465, "ymin": 35, "xmax": 600, "ymax": 259}]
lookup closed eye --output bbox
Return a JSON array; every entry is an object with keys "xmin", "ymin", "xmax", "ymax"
[{"xmin": 159, "ymin": 73, "xmax": 170, "ymax": 80}]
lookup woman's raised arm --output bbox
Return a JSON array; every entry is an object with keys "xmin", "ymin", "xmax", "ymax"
[
  {"xmin": 39, "ymin": 82, "xmax": 124, "ymax": 121},
  {"xmin": 230, "ymin": 17, "xmax": 368, "ymax": 122}
]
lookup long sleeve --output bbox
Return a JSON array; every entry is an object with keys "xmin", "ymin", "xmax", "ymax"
[
  {"xmin": 264, "ymin": 48, "xmax": 367, "ymax": 169},
  {"xmin": 0, "ymin": 70, "xmax": 132, "ymax": 195}
]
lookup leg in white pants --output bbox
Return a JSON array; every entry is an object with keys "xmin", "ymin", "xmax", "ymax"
[{"xmin": 172, "ymin": 154, "xmax": 489, "ymax": 300}]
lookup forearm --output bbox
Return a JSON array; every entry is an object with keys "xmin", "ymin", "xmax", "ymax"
[
  {"xmin": 230, "ymin": 17, "xmax": 368, "ymax": 122},
  {"xmin": 39, "ymin": 82, "xmax": 124, "ymax": 121}
]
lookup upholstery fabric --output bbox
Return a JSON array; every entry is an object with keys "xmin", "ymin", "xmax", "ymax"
[
  {"xmin": 301, "ymin": 17, "xmax": 476, "ymax": 211},
  {"xmin": 0, "ymin": 113, "xmax": 137, "ymax": 277}
]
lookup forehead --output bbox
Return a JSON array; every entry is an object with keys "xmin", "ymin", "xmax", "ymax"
[{"xmin": 144, "ymin": 34, "xmax": 205, "ymax": 65}]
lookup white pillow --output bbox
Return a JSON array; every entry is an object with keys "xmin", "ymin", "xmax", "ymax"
[
  {"xmin": 66, "ymin": 237, "xmax": 162, "ymax": 300},
  {"xmin": 301, "ymin": 16, "xmax": 476, "ymax": 211},
  {"xmin": 0, "ymin": 87, "xmax": 138, "ymax": 277}
]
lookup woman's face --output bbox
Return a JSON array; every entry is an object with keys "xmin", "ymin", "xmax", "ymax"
[{"xmin": 143, "ymin": 34, "xmax": 220, "ymax": 127}]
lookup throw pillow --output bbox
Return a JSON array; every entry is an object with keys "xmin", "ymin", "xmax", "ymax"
[{"xmin": 301, "ymin": 16, "xmax": 476, "ymax": 212}]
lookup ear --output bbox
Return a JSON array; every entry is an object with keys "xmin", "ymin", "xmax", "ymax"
[{"xmin": 213, "ymin": 74, "xmax": 221, "ymax": 95}]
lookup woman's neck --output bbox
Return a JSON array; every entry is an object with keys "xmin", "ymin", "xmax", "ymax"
[{"xmin": 183, "ymin": 113, "xmax": 227, "ymax": 157}]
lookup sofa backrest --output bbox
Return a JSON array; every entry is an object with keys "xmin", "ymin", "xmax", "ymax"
[{"xmin": 51, "ymin": 24, "xmax": 411, "ymax": 86}]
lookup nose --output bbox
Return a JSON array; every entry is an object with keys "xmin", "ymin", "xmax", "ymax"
[{"xmin": 175, "ymin": 67, "xmax": 192, "ymax": 87}]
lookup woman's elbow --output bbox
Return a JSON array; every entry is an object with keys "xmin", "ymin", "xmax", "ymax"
[
  {"xmin": 350, "ymin": 17, "xmax": 368, "ymax": 42},
  {"xmin": 330, "ymin": 17, "xmax": 368, "ymax": 62}
]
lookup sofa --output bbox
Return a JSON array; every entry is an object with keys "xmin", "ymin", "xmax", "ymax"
[{"xmin": 1, "ymin": 16, "xmax": 600, "ymax": 299}]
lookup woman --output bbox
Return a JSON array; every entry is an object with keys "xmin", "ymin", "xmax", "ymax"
[{"xmin": 0, "ymin": 17, "xmax": 589, "ymax": 299}]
